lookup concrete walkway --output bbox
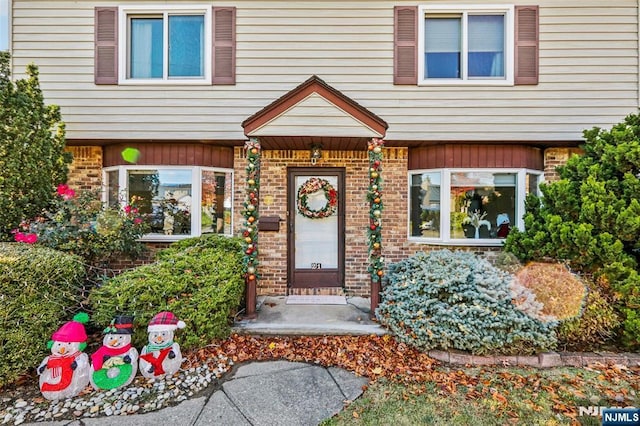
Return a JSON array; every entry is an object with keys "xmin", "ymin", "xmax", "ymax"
[{"xmin": 26, "ymin": 361, "xmax": 368, "ymax": 426}]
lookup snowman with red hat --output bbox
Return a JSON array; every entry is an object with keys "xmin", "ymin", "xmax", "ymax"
[
  {"xmin": 37, "ymin": 313, "xmax": 91, "ymax": 400},
  {"xmin": 139, "ymin": 312, "xmax": 185, "ymax": 379},
  {"xmin": 90, "ymin": 315, "xmax": 139, "ymax": 390}
]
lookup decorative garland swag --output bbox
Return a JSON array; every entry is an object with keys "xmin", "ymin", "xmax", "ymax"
[{"xmin": 297, "ymin": 177, "xmax": 338, "ymax": 219}]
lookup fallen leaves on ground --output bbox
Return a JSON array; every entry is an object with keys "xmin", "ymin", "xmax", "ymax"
[{"xmin": 185, "ymin": 334, "xmax": 640, "ymax": 421}]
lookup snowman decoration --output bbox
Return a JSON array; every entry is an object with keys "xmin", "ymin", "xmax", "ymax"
[
  {"xmin": 90, "ymin": 315, "xmax": 138, "ymax": 390},
  {"xmin": 37, "ymin": 313, "xmax": 91, "ymax": 400},
  {"xmin": 139, "ymin": 312, "xmax": 185, "ymax": 379}
]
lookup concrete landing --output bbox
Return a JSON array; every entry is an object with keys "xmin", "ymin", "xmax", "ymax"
[{"xmin": 233, "ymin": 296, "xmax": 386, "ymax": 336}]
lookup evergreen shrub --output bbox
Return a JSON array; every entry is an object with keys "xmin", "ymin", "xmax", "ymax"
[
  {"xmin": 376, "ymin": 250, "xmax": 556, "ymax": 355},
  {"xmin": 89, "ymin": 234, "xmax": 245, "ymax": 349},
  {"xmin": 0, "ymin": 243, "xmax": 86, "ymax": 387},
  {"xmin": 504, "ymin": 113, "xmax": 640, "ymax": 348}
]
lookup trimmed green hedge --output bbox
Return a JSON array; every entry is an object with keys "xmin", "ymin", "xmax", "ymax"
[
  {"xmin": 0, "ymin": 243, "xmax": 86, "ymax": 387},
  {"xmin": 89, "ymin": 234, "xmax": 245, "ymax": 349}
]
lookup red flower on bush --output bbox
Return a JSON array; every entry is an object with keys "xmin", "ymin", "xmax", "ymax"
[
  {"xmin": 56, "ymin": 184, "xmax": 76, "ymax": 200},
  {"xmin": 13, "ymin": 231, "xmax": 38, "ymax": 244}
]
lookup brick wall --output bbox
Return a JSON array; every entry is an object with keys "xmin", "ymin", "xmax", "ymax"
[
  {"xmin": 234, "ymin": 146, "xmax": 382, "ymax": 297},
  {"xmin": 65, "ymin": 146, "xmax": 103, "ymax": 191},
  {"xmin": 543, "ymin": 147, "xmax": 584, "ymax": 182}
]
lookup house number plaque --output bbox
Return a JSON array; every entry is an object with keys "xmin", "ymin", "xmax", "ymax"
[{"xmin": 311, "ymin": 263, "xmax": 322, "ymax": 269}]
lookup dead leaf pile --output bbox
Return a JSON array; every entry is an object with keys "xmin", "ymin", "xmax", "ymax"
[{"xmin": 186, "ymin": 334, "xmax": 640, "ymax": 420}]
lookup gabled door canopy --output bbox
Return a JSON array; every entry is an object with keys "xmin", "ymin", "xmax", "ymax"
[{"xmin": 242, "ymin": 75, "xmax": 388, "ymax": 150}]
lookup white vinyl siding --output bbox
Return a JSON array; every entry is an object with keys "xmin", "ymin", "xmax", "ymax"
[{"xmin": 9, "ymin": 0, "xmax": 640, "ymax": 142}]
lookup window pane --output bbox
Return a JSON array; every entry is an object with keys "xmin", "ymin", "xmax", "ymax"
[
  {"xmin": 201, "ymin": 170, "xmax": 232, "ymax": 235},
  {"xmin": 468, "ymin": 15, "xmax": 505, "ymax": 77},
  {"xmin": 425, "ymin": 17, "xmax": 461, "ymax": 78},
  {"xmin": 0, "ymin": 0, "xmax": 8, "ymax": 51},
  {"xmin": 410, "ymin": 172, "xmax": 441, "ymax": 237},
  {"xmin": 130, "ymin": 17, "xmax": 163, "ymax": 78},
  {"xmin": 169, "ymin": 15, "xmax": 204, "ymax": 77},
  {"xmin": 107, "ymin": 170, "xmax": 120, "ymax": 208},
  {"xmin": 128, "ymin": 169, "xmax": 192, "ymax": 235},
  {"xmin": 526, "ymin": 172, "xmax": 540, "ymax": 196},
  {"xmin": 450, "ymin": 172, "xmax": 515, "ymax": 239}
]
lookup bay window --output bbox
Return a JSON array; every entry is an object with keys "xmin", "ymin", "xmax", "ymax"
[
  {"xmin": 409, "ymin": 169, "xmax": 542, "ymax": 244},
  {"xmin": 105, "ymin": 166, "xmax": 233, "ymax": 240}
]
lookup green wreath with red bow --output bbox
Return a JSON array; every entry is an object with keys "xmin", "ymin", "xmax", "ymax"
[{"xmin": 297, "ymin": 177, "xmax": 338, "ymax": 219}]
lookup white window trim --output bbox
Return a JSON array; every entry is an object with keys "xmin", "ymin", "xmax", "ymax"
[
  {"xmin": 417, "ymin": 4, "xmax": 515, "ymax": 86},
  {"xmin": 118, "ymin": 5, "xmax": 212, "ymax": 85},
  {"xmin": 407, "ymin": 168, "xmax": 542, "ymax": 246},
  {"xmin": 103, "ymin": 165, "xmax": 234, "ymax": 242}
]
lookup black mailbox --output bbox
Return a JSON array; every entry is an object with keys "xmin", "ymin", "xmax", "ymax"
[{"xmin": 258, "ymin": 216, "xmax": 281, "ymax": 231}]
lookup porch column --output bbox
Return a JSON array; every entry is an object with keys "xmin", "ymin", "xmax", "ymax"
[
  {"xmin": 242, "ymin": 138, "xmax": 261, "ymax": 319},
  {"xmin": 367, "ymin": 138, "xmax": 385, "ymax": 318}
]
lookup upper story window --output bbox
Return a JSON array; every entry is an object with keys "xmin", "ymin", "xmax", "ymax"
[
  {"xmin": 409, "ymin": 168, "xmax": 542, "ymax": 245},
  {"xmin": 120, "ymin": 6, "xmax": 210, "ymax": 83},
  {"xmin": 0, "ymin": 0, "xmax": 8, "ymax": 51},
  {"xmin": 96, "ymin": 6, "xmax": 235, "ymax": 85},
  {"xmin": 105, "ymin": 166, "xmax": 233, "ymax": 241},
  {"xmin": 419, "ymin": 5, "xmax": 514, "ymax": 85},
  {"xmin": 394, "ymin": 5, "xmax": 538, "ymax": 86}
]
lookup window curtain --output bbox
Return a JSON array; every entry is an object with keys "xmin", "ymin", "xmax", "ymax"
[
  {"xmin": 130, "ymin": 18, "xmax": 163, "ymax": 78},
  {"xmin": 168, "ymin": 15, "xmax": 204, "ymax": 77},
  {"xmin": 424, "ymin": 17, "xmax": 461, "ymax": 78},
  {"xmin": 468, "ymin": 15, "xmax": 505, "ymax": 77}
]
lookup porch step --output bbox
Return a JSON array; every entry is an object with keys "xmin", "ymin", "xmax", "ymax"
[{"xmin": 233, "ymin": 296, "xmax": 386, "ymax": 336}]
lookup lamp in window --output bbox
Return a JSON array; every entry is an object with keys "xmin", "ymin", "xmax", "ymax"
[{"xmin": 310, "ymin": 143, "xmax": 323, "ymax": 165}]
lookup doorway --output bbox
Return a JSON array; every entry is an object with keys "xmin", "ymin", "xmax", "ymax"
[{"xmin": 287, "ymin": 168, "xmax": 345, "ymax": 289}]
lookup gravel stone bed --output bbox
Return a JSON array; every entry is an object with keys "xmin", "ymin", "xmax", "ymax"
[{"xmin": 0, "ymin": 355, "xmax": 233, "ymax": 426}]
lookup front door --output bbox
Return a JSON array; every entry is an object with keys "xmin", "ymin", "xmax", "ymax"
[{"xmin": 288, "ymin": 168, "xmax": 345, "ymax": 288}]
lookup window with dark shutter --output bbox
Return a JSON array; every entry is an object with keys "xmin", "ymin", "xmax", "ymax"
[
  {"xmin": 515, "ymin": 6, "xmax": 539, "ymax": 85},
  {"xmin": 94, "ymin": 7, "xmax": 118, "ymax": 85},
  {"xmin": 394, "ymin": 6, "xmax": 418, "ymax": 85},
  {"xmin": 212, "ymin": 7, "xmax": 236, "ymax": 85}
]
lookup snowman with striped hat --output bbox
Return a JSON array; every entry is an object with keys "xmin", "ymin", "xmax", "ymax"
[
  {"xmin": 37, "ymin": 313, "xmax": 91, "ymax": 400},
  {"xmin": 139, "ymin": 312, "xmax": 185, "ymax": 379}
]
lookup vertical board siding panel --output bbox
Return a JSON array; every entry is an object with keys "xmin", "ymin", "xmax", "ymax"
[
  {"xmin": 515, "ymin": 6, "xmax": 539, "ymax": 85},
  {"xmin": 394, "ymin": 6, "xmax": 418, "ymax": 85},
  {"xmin": 212, "ymin": 7, "xmax": 236, "ymax": 85},
  {"xmin": 478, "ymin": 146, "xmax": 487, "ymax": 168},
  {"xmin": 178, "ymin": 144, "xmax": 187, "ymax": 165},
  {"xmin": 94, "ymin": 7, "xmax": 118, "ymax": 85}
]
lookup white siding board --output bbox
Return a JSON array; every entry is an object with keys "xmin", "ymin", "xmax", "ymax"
[{"xmin": 10, "ymin": 0, "xmax": 639, "ymax": 142}]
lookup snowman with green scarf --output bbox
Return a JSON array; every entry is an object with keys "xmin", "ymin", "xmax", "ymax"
[{"xmin": 139, "ymin": 312, "xmax": 185, "ymax": 379}]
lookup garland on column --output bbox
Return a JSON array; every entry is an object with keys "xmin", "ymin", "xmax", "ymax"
[
  {"xmin": 367, "ymin": 138, "xmax": 384, "ymax": 282},
  {"xmin": 242, "ymin": 139, "xmax": 261, "ymax": 282}
]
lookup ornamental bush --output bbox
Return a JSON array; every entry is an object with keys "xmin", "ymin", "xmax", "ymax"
[
  {"xmin": 0, "ymin": 243, "xmax": 86, "ymax": 387},
  {"xmin": 15, "ymin": 186, "xmax": 149, "ymax": 265},
  {"xmin": 556, "ymin": 284, "xmax": 620, "ymax": 351},
  {"xmin": 0, "ymin": 52, "xmax": 72, "ymax": 241},
  {"xmin": 89, "ymin": 234, "xmax": 245, "ymax": 349},
  {"xmin": 504, "ymin": 113, "xmax": 640, "ymax": 349},
  {"xmin": 376, "ymin": 250, "xmax": 557, "ymax": 355}
]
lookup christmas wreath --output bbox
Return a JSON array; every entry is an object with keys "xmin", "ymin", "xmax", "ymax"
[{"xmin": 297, "ymin": 177, "xmax": 338, "ymax": 219}]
